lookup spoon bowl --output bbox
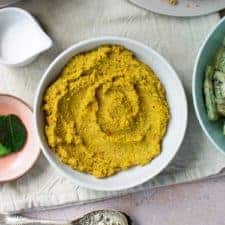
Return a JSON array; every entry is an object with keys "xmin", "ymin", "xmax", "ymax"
[{"xmin": 0, "ymin": 210, "xmax": 131, "ymax": 225}]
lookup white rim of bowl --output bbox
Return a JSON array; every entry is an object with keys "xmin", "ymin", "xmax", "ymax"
[
  {"xmin": 35, "ymin": 36, "xmax": 188, "ymax": 191},
  {"xmin": 193, "ymin": 17, "xmax": 225, "ymax": 156}
]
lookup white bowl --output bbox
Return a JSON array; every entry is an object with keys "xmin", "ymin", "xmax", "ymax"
[
  {"xmin": 34, "ymin": 36, "xmax": 187, "ymax": 191},
  {"xmin": 0, "ymin": 7, "xmax": 52, "ymax": 67}
]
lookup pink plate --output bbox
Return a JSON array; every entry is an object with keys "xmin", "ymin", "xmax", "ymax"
[{"xmin": 0, "ymin": 94, "xmax": 40, "ymax": 183}]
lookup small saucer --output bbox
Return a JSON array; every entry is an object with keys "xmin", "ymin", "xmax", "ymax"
[{"xmin": 0, "ymin": 94, "xmax": 40, "ymax": 183}]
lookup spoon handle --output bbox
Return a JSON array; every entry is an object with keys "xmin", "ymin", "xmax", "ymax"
[{"xmin": 5, "ymin": 214, "xmax": 71, "ymax": 225}]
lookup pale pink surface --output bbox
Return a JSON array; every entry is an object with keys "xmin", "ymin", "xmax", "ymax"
[
  {"xmin": 0, "ymin": 95, "xmax": 40, "ymax": 182},
  {"xmin": 27, "ymin": 177, "xmax": 225, "ymax": 225}
]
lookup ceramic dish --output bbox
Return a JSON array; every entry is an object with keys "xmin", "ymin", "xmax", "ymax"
[
  {"xmin": 193, "ymin": 17, "xmax": 225, "ymax": 155},
  {"xmin": 0, "ymin": 94, "xmax": 40, "ymax": 183},
  {"xmin": 0, "ymin": 7, "xmax": 52, "ymax": 67},
  {"xmin": 130, "ymin": 0, "xmax": 225, "ymax": 17},
  {"xmin": 34, "ymin": 36, "xmax": 188, "ymax": 191}
]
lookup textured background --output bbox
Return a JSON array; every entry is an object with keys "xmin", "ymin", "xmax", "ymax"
[{"xmin": 1, "ymin": 0, "xmax": 225, "ymax": 212}]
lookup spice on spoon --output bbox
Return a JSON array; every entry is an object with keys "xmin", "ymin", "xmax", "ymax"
[{"xmin": 169, "ymin": 0, "xmax": 178, "ymax": 5}]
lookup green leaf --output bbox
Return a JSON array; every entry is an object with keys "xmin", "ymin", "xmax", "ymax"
[
  {"xmin": 215, "ymin": 47, "xmax": 225, "ymax": 73},
  {"xmin": 0, "ymin": 114, "xmax": 27, "ymax": 157},
  {"xmin": 0, "ymin": 143, "xmax": 11, "ymax": 157}
]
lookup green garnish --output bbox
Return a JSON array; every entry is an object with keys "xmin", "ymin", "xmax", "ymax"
[
  {"xmin": 0, "ymin": 114, "xmax": 27, "ymax": 157},
  {"xmin": 204, "ymin": 37, "xmax": 225, "ymax": 135}
]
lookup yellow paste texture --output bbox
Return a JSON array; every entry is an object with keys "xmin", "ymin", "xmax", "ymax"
[{"xmin": 43, "ymin": 45, "xmax": 170, "ymax": 178}]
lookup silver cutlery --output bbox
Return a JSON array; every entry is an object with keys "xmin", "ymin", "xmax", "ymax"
[{"xmin": 0, "ymin": 210, "xmax": 132, "ymax": 225}]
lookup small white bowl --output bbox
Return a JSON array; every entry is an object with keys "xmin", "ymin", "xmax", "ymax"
[
  {"xmin": 34, "ymin": 36, "xmax": 188, "ymax": 191},
  {"xmin": 0, "ymin": 7, "xmax": 52, "ymax": 67}
]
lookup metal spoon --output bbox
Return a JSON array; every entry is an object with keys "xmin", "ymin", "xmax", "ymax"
[{"xmin": 0, "ymin": 210, "xmax": 132, "ymax": 225}]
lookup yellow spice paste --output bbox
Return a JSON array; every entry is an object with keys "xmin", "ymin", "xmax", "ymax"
[{"xmin": 43, "ymin": 45, "xmax": 170, "ymax": 178}]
